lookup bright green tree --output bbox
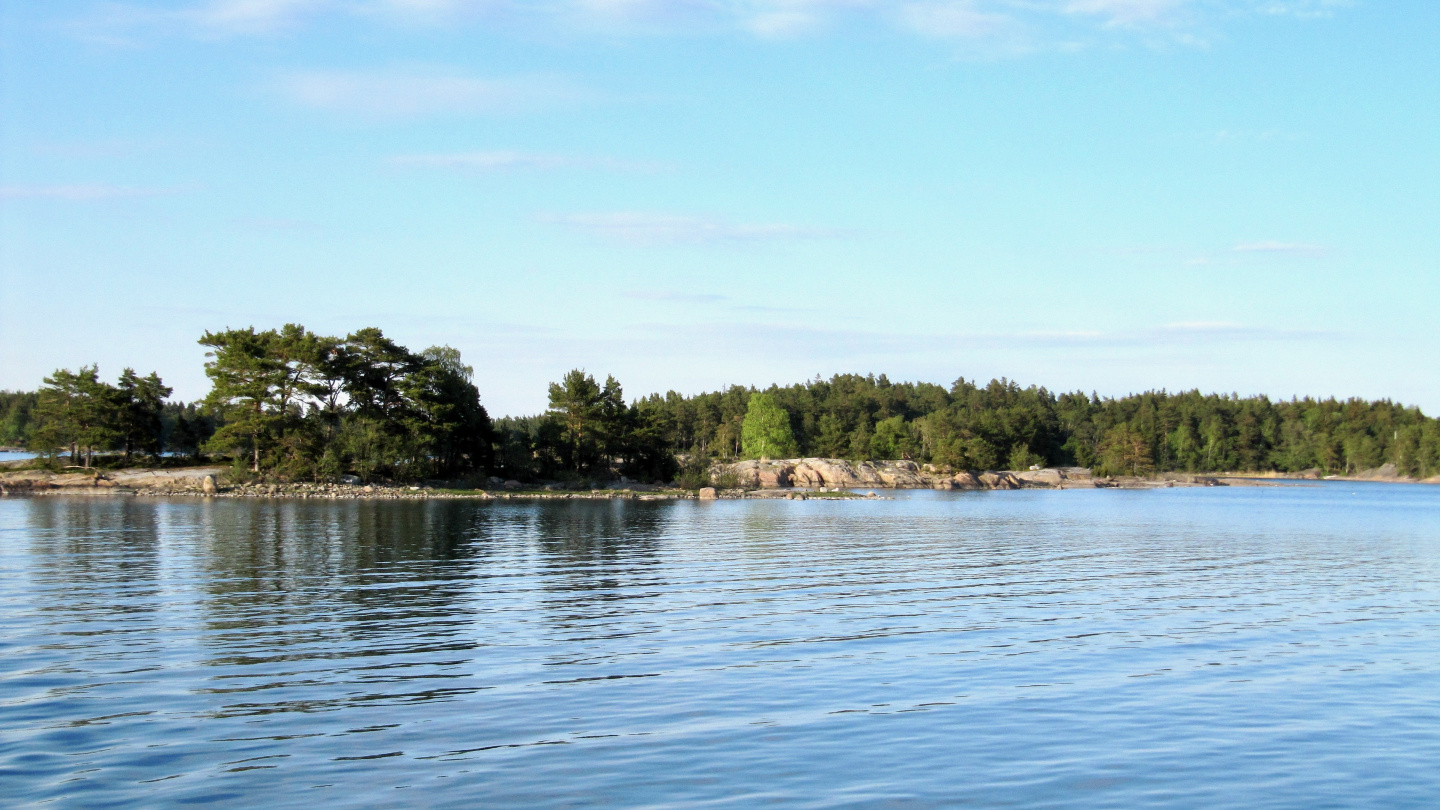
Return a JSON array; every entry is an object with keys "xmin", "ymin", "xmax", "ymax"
[{"xmin": 741, "ymin": 393, "xmax": 798, "ymax": 460}]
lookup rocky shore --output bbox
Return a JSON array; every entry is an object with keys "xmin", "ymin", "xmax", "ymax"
[
  {"xmin": 0, "ymin": 466, "xmax": 872, "ymax": 501},
  {"xmin": 714, "ymin": 458, "xmax": 1262, "ymax": 490},
  {"xmin": 3, "ymin": 457, "xmax": 1433, "ymax": 501}
]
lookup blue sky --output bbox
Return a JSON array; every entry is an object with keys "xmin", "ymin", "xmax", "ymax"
[{"xmin": 1, "ymin": 0, "xmax": 1436, "ymax": 416}]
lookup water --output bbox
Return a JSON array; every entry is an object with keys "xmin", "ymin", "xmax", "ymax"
[
  {"xmin": 0, "ymin": 452, "xmax": 36, "ymax": 462},
  {"xmin": 2, "ymin": 485, "xmax": 1438, "ymax": 808}
]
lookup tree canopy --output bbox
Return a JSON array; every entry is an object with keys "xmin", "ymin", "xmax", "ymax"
[
  {"xmin": 741, "ymin": 393, "xmax": 798, "ymax": 460},
  {"xmin": 10, "ymin": 328, "xmax": 1440, "ymax": 483}
]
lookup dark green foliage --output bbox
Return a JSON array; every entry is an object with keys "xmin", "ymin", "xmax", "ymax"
[
  {"xmin": 26, "ymin": 366, "xmax": 170, "ymax": 466},
  {"xmin": 198, "ymin": 324, "xmax": 493, "ymax": 481},
  {"xmin": 0, "ymin": 391, "xmax": 39, "ymax": 447},
  {"xmin": 115, "ymin": 369, "xmax": 172, "ymax": 462},
  {"xmin": 634, "ymin": 374, "xmax": 1440, "ymax": 477},
  {"xmin": 162, "ymin": 402, "xmax": 217, "ymax": 460},
  {"xmin": 13, "ymin": 336, "xmax": 1439, "ymax": 483},
  {"xmin": 496, "ymin": 370, "xmax": 678, "ymax": 484}
]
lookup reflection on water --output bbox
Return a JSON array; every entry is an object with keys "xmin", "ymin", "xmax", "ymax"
[{"xmin": 2, "ymin": 486, "xmax": 1440, "ymax": 807}]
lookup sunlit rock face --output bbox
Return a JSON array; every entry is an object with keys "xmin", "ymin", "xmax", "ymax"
[{"xmin": 710, "ymin": 459, "xmax": 1087, "ymax": 490}]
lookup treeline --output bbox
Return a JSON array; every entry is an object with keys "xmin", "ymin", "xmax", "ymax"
[
  {"xmin": 632, "ymin": 374, "xmax": 1440, "ymax": 478},
  {"xmin": 10, "ymin": 368, "xmax": 170, "ymax": 467},
  {"xmin": 11, "ymin": 333, "xmax": 1440, "ymax": 481}
]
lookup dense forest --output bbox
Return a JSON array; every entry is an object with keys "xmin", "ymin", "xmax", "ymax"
[
  {"xmin": 629, "ymin": 375, "xmax": 1440, "ymax": 479},
  {"xmin": 7, "ymin": 325, "xmax": 1440, "ymax": 482}
]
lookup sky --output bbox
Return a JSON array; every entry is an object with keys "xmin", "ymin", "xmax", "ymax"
[{"xmin": 1, "ymin": 0, "xmax": 1436, "ymax": 416}]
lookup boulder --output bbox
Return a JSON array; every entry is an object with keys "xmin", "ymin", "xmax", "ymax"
[
  {"xmin": 808, "ymin": 460, "xmax": 863, "ymax": 487},
  {"xmin": 697, "ymin": 487, "xmax": 718, "ymax": 500},
  {"xmin": 757, "ymin": 462, "xmax": 794, "ymax": 488},
  {"xmin": 790, "ymin": 462, "xmax": 823, "ymax": 487},
  {"xmin": 1015, "ymin": 468, "xmax": 1064, "ymax": 487},
  {"xmin": 877, "ymin": 462, "xmax": 926, "ymax": 488},
  {"xmin": 950, "ymin": 472, "xmax": 981, "ymax": 489},
  {"xmin": 979, "ymin": 471, "xmax": 1020, "ymax": 490},
  {"xmin": 1355, "ymin": 463, "xmax": 1401, "ymax": 480},
  {"xmin": 852, "ymin": 463, "xmax": 886, "ymax": 485},
  {"xmin": 201, "ymin": 475, "xmax": 218, "ymax": 495}
]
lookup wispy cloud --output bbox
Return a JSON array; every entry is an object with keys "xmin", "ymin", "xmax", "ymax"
[
  {"xmin": 278, "ymin": 69, "xmax": 584, "ymax": 118},
  {"xmin": 187, "ymin": 0, "xmax": 329, "ymax": 34},
  {"xmin": 540, "ymin": 211, "xmax": 854, "ymax": 245},
  {"xmin": 1063, "ymin": 0, "xmax": 1185, "ymax": 28},
  {"xmin": 71, "ymin": 0, "xmax": 1350, "ymax": 48},
  {"xmin": 1255, "ymin": 0, "xmax": 1353, "ymax": 19},
  {"xmin": 0, "ymin": 184, "xmax": 194, "ymax": 201},
  {"xmin": 390, "ymin": 150, "xmax": 666, "ymax": 171},
  {"xmin": 1232, "ymin": 240, "xmax": 1325, "ymax": 257},
  {"xmin": 898, "ymin": 2, "xmax": 1013, "ymax": 39}
]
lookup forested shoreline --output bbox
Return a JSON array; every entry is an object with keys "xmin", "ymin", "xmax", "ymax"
[{"xmin": 4, "ymin": 323, "xmax": 1439, "ymax": 483}]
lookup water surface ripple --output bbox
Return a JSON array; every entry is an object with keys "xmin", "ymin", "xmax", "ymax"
[{"xmin": 2, "ymin": 485, "xmax": 1438, "ymax": 807}]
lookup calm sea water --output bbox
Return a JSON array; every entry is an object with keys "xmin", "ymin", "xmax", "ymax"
[{"xmin": 2, "ymin": 485, "xmax": 1438, "ymax": 808}]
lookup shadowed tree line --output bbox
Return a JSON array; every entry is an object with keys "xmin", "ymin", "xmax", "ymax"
[{"xmin": 10, "ymin": 338, "xmax": 1440, "ymax": 481}]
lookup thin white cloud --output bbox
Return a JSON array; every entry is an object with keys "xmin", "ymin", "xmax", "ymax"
[
  {"xmin": 0, "ymin": 184, "xmax": 193, "ymax": 201},
  {"xmin": 540, "ymin": 211, "xmax": 853, "ymax": 245},
  {"xmin": 187, "ymin": 0, "xmax": 328, "ymax": 34},
  {"xmin": 1063, "ymin": 0, "xmax": 1185, "ymax": 28},
  {"xmin": 279, "ymin": 70, "xmax": 583, "ymax": 117},
  {"xmin": 1232, "ymin": 240, "xmax": 1325, "ymax": 257},
  {"xmin": 70, "ymin": 0, "xmax": 1349, "ymax": 47},
  {"xmin": 899, "ymin": 2, "xmax": 1011, "ymax": 39},
  {"xmin": 390, "ymin": 150, "xmax": 665, "ymax": 171},
  {"xmin": 1256, "ymin": 0, "xmax": 1353, "ymax": 18}
]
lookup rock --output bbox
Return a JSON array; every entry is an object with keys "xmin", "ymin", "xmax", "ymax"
[
  {"xmin": 698, "ymin": 487, "xmax": 718, "ymax": 500},
  {"xmin": 979, "ymin": 471, "xmax": 1020, "ymax": 490},
  {"xmin": 757, "ymin": 463, "xmax": 794, "ymax": 488},
  {"xmin": 876, "ymin": 461, "xmax": 926, "ymax": 488},
  {"xmin": 340, "ymin": 474, "xmax": 361, "ymax": 485},
  {"xmin": 804, "ymin": 460, "xmax": 863, "ymax": 487},
  {"xmin": 950, "ymin": 472, "xmax": 981, "ymax": 489},
  {"xmin": 201, "ymin": 475, "xmax": 218, "ymax": 495},
  {"xmin": 1355, "ymin": 463, "xmax": 1401, "ymax": 480},
  {"xmin": 1015, "ymin": 468, "xmax": 1064, "ymax": 486},
  {"xmin": 503, "ymin": 479, "xmax": 522, "ymax": 490}
]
